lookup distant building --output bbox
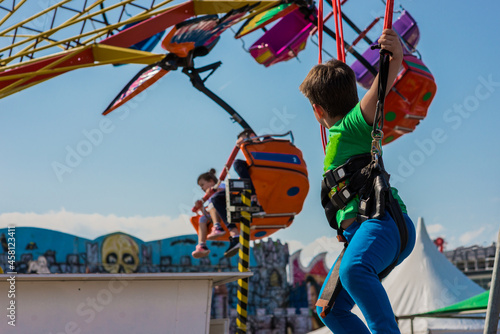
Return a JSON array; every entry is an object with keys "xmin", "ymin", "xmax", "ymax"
[{"xmin": 444, "ymin": 243, "xmax": 497, "ymax": 289}]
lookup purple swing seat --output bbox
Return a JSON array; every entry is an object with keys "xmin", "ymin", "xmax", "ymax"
[
  {"xmin": 351, "ymin": 10, "xmax": 420, "ymax": 89},
  {"xmin": 249, "ymin": 8, "xmax": 316, "ymax": 67}
]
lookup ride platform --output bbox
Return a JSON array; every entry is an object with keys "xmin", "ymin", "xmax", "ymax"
[{"xmin": 0, "ymin": 272, "xmax": 252, "ymax": 333}]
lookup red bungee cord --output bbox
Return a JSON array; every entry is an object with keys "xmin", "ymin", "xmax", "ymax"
[
  {"xmin": 318, "ymin": 0, "xmax": 324, "ymax": 64},
  {"xmin": 319, "ymin": 0, "xmax": 347, "ymax": 153},
  {"xmin": 383, "ymin": 0, "xmax": 394, "ymax": 29}
]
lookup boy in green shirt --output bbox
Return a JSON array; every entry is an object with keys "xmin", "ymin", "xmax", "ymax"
[{"xmin": 299, "ymin": 29, "xmax": 416, "ymax": 333}]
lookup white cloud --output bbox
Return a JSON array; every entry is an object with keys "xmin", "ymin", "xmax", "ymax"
[
  {"xmin": 0, "ymin": 209, "xmax": 195, "ymax": 241},
  {"xmin": 459, "ymin": 226, "xmax": 487, "ymax": 245},
  {"xmin": 426, "ymin": 224, "xmax": 445, "ymax": 234}
]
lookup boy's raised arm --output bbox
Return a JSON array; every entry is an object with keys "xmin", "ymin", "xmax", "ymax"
[{"xmin": 360, "ymin": 29, "xmax": 403, "ymax": 126}]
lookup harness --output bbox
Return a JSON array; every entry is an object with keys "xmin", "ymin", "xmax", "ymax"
[{"xmin": 317, "ymin": 153, "xmax": 409, "ymax": 318}]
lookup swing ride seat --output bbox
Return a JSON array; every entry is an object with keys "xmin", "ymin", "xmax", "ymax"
[
  {"xmin": 381, "ymin": 54, "xmax": 437, "ymax": 144},
  {"xmin": 392, "ymin": 10, "xmax": 420, "ymax": 52},
  {"xmin": 249, "ymin": 8, "xmax": 316, "ymax": 67},
  {"xmin": 190, "ymin": 136, "xmax": 309, "ymax": 241},
  {"xmin": 351, "ymin": 10, "xmax": 420, "ymax": 89}
]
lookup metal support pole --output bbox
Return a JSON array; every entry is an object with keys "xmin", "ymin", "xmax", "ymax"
[
  {"xmin": 484, "ymin": 228, "xmax": 500, "ymax": 334},
  {"xmin": 182, "ymin": 64, "xmax": 255, "ymax": 132},
  {"xmin": 236, "ymin": 189, "xmax": 252, "ymax": 334}
]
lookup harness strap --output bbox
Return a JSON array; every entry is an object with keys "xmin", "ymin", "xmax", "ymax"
[
  {"xmin": 321, "ymin": 154, "xmax": 372, "ymax": 229},
  {"xmin": 325, "ymin": 153, "xmax": 372, "ymax": 186},
  {"xmin": 316, "ymin": 243, "xmax": 347, "ymax": 317},
  {"xmin": 317, "ymin": 158, "xmax": 408, "ymax": 319}
]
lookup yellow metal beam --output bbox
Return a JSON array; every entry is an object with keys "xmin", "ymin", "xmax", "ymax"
[
  {"xmin": 192, "ymin": 0, "xmax": 280, "ymax": 15},
  {"xmin": 80, "ymin": 0, "xmax": 175, "ymax": 46},
  {"xmin": 0, "ymin": 0, "xmax": 176, "ymax": 67},
  {"xmin": 92, "ymin": 44, "xmax": 164, "ymax": 64},
  {"xmin": 0, "ymin": 0, "xmax": 28, "ymax": 27},
  {"xmin": 0, "ymin": 0, "xmax": 130, "ymax": 60},
  {"xmin": 0, "ymin": 45, "xmax": 165, "ymax": 100},
  {"xmin": 0, "ymin": 45, "xmax": 93, "ymax": 95},
  {"xmin": 0, "ymin": 45, "xmax": 163, "ymax": 83}
]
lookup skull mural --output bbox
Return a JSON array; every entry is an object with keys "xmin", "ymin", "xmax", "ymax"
[{"xmin": 101, "ymin": 233, "xmax": 140, "ymax": 273}]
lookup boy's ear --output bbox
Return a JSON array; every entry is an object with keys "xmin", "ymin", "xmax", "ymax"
[{"xmin": 312, "ymin": 104, "xmax": 325, "ymax": 119}]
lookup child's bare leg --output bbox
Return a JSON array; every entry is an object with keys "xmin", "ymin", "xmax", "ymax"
[
  {"xmin": 192, "ymin": 217, "xmax": 210, "ymax": 258},
  {"xmin": 207, "ymin": 206, "xmax": 226, "ymax": 240},
  {"xmin": 209, "ymin": 206, "xmax": 222, "ymax": 227},
  {"xmin": 198, "ymin": 222, "xmax": 208, "ymax": 244}
]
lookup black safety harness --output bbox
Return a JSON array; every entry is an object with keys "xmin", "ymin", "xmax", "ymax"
[{"xmin": 316, "ymin": 48, "xmax": 409, "ymax": 318}]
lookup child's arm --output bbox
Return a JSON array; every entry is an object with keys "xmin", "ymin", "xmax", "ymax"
[{"xmin": 360, "ymin": 29, "xmax": 403, "ymax": 126}]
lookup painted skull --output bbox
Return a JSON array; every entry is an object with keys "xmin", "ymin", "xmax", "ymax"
[{"xmin": 101, "ymin": 234, "xmax": 139, "ymax": 273}]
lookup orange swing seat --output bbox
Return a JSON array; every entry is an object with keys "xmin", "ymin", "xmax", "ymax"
[{"xmin": 191, "ymin": 136, "xmax": 309, "ymax": 241}]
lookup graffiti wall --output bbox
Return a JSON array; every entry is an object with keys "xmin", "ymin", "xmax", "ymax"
[
  {"xmin": 0, "ymin": 227, "xmax": 319, "ymax": 333},
  {"xmin": 0, "ymin": 227, "xmax": 251, "ymax": 274}
]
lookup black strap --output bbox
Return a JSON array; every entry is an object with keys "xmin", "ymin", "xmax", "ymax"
[
  {"xmin": 324, "ymin": 154, "xmax": 372, "ymax": 188},
  {"xmin": 321, "ymin": 154, "xmax": 373, "ymax": 230}
]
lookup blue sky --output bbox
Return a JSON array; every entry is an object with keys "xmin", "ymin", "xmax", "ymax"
[{"xmin": 0, "ymin": 0, "xmax": 499, "ymax": 260}]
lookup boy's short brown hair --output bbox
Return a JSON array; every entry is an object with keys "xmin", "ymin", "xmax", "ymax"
[{"xmin": 299, "ymin": 59, "xmax": 359, "ymax": 118}]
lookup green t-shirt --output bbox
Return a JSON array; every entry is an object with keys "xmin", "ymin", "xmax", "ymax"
[{"xmin": 323, "ymin": 102, "xmax": 407, "ymax": 228}]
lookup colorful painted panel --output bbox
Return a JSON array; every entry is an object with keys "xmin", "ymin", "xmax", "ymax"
[
  {"xmin": 0, "ymin": 227, "xmax": 254, "ymax": 274},
  {"xmin": 234, "ymin": 3, "xmax": 298, "ymax": 38},
  {"xmin": 103, "ymin": 64, "xmax": 169, "ymax": 115}
]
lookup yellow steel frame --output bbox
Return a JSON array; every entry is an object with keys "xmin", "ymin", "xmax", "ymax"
[
  {"xmin": 0, "ymin": 0, "xmax": 282, "ymax": 98},
  {"xmin": 0, "ymin": 45, "xmax": 164, "ymax": 98},
  {"xmin": 0, "ymin": 0, "xmax": 176, "ymax": 68}
]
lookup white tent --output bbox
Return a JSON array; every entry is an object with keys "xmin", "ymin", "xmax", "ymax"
[{"xmin": 309, "ymin": 217, "xmax": 486, "ymax": 334}]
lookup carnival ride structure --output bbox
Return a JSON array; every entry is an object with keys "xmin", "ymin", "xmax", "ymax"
[
  {"xmin": 0, "ymin": 0, "xmax": 437, "ymax": 241},
  {"xmin": 0, "ymin": 0, "xmax": 436, "ymax": 143},
  {"xmin": 0, "ymin": 1, "xmax": 438, "ymax": 332}
]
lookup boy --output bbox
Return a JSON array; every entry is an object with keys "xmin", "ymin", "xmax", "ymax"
[{"xmin": 299, "ymin": 29, "xmax": 416, "ymax": 333}]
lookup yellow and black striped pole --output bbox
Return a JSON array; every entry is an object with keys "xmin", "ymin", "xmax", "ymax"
[{"xmin": 236, "ymin": 189, "xmax": 252, "ymax": 333}]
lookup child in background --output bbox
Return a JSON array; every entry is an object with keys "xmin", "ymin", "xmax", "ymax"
[
  {"xmin": 299, "ymin": 29, "xmax": 416, "ymax": 333},
  {"xmin": 192, "ymin": 169, "xmax": 240, "ymax": 258}
]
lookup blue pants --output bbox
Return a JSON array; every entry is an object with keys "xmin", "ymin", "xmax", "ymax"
[{"xmin": 317, "ymin": 213, "xmax": 416, "ymax": 334}]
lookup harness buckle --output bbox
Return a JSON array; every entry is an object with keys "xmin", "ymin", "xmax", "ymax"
[{"xmin": 333, "ymin": 167, "xmax": 346, "ymax": 182}]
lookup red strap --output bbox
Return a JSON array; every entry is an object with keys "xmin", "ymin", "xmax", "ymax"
[
  {"xmin": 318, "ymin": 0, "xmax": 325, "ymax": 151},
  {"xmin": 383, "ymin": 0, "xmax": 394, "ymax": 29},
  {"xmin": 320, "ymin": 0, "xmax": 345, "ymax": 154},
  {"xmin": 321, "ymin": 125, "xmax": 328, "ymax": 153},
  {"xmin": 333, "ymin": 0, "xmax": 345, "ymax": 62},
  {"xmin": 318, "ymin": 0, "xmax": 324, "ymax": 63}
]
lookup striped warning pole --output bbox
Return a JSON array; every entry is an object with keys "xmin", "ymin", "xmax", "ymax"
[{"xmin": 236, "ymin": 188, "xmax": 252, "ymax": 334}]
